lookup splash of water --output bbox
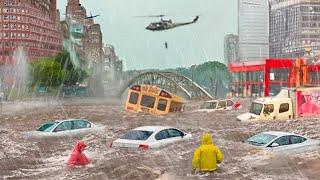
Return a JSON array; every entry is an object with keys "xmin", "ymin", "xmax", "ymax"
[{"xmin": 1, "ymin": 47, "xmax": 28, "ymax": 99}]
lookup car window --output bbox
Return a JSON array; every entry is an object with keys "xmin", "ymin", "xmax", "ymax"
[
  {"xmin": 274, "ymin": 136, "xmax": 290, "ymax": 146},
  {"xmin": 167, "ymin": 129, "xmax": 183, "ymax": 138},
  {"xmin": 217, "ymin": 100, "xmax": 227, "ymax": 109},
  {"xmin": 54, "ymin": 121, "xmax": 72, "ymax": 132},
  {"xmin": 157, "ymin": 99, "xmax": 167, "ymax": 111},
  {"xmin": 247, "ymin": 133, "xmax": 277, "ymax": 146},
  {"xmin": 227, "ymin": 100, "xmax": 234, "ymax": 107},
  {"xmin": 200, "ymin": 102, "xmax": 216, "ymax": 109},
  {"xmin": 211, "ymin": 102, "xmax": 217, "ymax": 109},
  {"xmin": 249, "ymin": 102, "xmax": 263, "ymax": 115},
  {"xmin": 140, "ymin": 95, "xmax": 155, "ymax": 108},
  {"xmin": 73, "ymin": 120, "xmax": 91, "ymax": 129},
  {"xmin": 263, "ymin": 104, "xmax": 274, "ymax": 114},
  {"xmin": 37, "ymin": 122, "xmax": 59, "ymax": 132},
  {"xmin": 279, "ymin": 103, "xmax": 289, "ymax": 113},
  {"xmin": 120, "ymin": 130, "xmax": 153, "ymax": 140},
  {"xmin": 291, "ymin": 135, "xmax": 306, "ymax": 144},
  {"xmin": 155, "ymin": 130, "xmax": 170, "ymax": 140},
  {"xmin": 129, "ymin": 92, "xmax": 139, "ymax": 104}
]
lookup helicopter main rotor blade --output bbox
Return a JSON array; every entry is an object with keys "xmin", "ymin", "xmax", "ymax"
[{"xmin": 133, "ymin": 14, "xmax": 165, "ymax": 18}]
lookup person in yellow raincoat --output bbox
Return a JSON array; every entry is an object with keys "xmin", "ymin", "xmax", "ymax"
[{"xmin": 192, "ymin": 133, "xmax": 223, "ymax": 174}]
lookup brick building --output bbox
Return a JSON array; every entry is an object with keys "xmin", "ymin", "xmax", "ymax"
[{"xmin": 0, "ymin": 0, "xmax": 62, "ymax": 63}]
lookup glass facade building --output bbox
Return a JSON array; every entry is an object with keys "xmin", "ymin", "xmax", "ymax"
[
  {"xmin": 270, "ymin": 0, "xmax": 320, "ymax": 59},
  {"xmin": 238, "ymin": 0, "xmax": 269, "ymax": 61}
]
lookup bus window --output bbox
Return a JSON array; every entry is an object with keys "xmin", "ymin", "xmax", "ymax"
[
  {"xmin": 129, "ymin": 92, "xmax": 139, "ymax": 104},
  {"xmin": 140, "ymin": 95, "xmax": 155, "ymax": 108},
  {"xmin": 157, "ymin": 99, "xmax": 167, "ymax": 111},
  {"xmin": 169, "ymin": 101, "xmax": 183, "ymax": 112}
]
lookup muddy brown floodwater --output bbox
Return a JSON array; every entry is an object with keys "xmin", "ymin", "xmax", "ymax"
[{"xmin": 0, "ymin": 97, "xmax": 320, "ymax": 180}]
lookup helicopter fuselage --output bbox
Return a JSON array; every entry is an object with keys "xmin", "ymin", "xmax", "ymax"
[{"xmin": 145, "ymin": 16, "xmax": 199, "ymax": 31}]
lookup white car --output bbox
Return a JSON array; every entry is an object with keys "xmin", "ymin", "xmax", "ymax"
[
  {"xmin": 195, "ymin": 99, "xmax": 241, "ymax": 112},
  {"xmin": 111, "ymin": 126, "xmax": 192, "ymax": 150},
  {"xmin": 247, "ymin": 131, "xmax": 320, "ymax": 152},
  {"xmin": 25, "ymin": 119, "xmax": 102, "ymax": 137}
]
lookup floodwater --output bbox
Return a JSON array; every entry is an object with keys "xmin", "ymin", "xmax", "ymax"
[{"xmin": 0, "ymin": 98, "xmax": 320, "ymax": 179}]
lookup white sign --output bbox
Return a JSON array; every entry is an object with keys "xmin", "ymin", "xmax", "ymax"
[{"xmin": 270, "ymin": 73, "xmax": 275, "ymax": 81}]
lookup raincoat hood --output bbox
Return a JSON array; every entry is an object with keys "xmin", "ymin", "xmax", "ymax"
[
  {"xmin": 201, "ymin": 133, "xmax": 213, "ymax": 145},
  {"xmin": 74, "ymin": 141, "xmax": 87, "ymax": 153}
]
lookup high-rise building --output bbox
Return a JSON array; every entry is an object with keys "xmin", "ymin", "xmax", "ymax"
[
  {"xmin": 224, "ymin": 34, "xmax": 239, "ymax": 64},
  {"xmin": 104, "ymin": 44, "xmax": 123, "ymax": 80},
  {"xmin": 270, "ymin": 0, "xmax": 320, "ymax": 59},
  {"xmin": 87, "ymin": 24, "xmax": 103, "ymax": 63},
  {"xmin": 65, "ymin": 0, "xmax": 104, "ymax": 68},
  {"xmin": 0, "ymin": 0, "xmax": 62, "ymax": 63},
  {"xmin": 238, "ymin": 0, "xmax": 269, "ymax": 61}
]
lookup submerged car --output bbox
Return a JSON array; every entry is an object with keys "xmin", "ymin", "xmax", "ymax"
[
  {"xmin": 246, "ymin": 131, "xmax": 320, "ymax": 152},
  {"xmin": 26, "ymin": 119, "xmax": 102, "ymax": 137},
  {"xmin": 196, "ymin": 99, "xmax": 241, "ymax": 112},
  {"xmin": 110, "ymin": 126, "xmax": 192, "ymax": 150}
]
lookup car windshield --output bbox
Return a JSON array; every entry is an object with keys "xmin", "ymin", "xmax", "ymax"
[
  {"xmin": 249, "ymin": 102, "xmax": 263, "ymax": 115},
  {"xmin": 247, "ymin": 133, "xmax": 277, "ymax": 146},
  {"xmin": 37, "ymin": 122, "xmax": 59, "ymax": 132},
  {"xmin": 120, "ymin": 130, "xmax": 153, "ymax": 140},
  {"xmin": 200, "ymin": 102, "xmax": 217, "ymax": 109}
]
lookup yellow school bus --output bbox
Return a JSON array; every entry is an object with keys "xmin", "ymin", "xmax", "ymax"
[{"xmin": 125, "ymin": 84, "xmax": 186, "ymax": 115}]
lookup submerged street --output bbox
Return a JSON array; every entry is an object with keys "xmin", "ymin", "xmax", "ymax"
[{"xmin": 1, "ymin": 98, "xmax": 320, "ymax": 179}]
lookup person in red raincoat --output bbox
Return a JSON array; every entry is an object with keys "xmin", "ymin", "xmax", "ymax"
[{"xmin": 67, "ymin": 141, "xmax": 90, "ymax": 167}]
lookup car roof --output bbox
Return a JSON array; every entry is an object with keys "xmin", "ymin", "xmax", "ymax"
[
  {"xmin": 255, "ymin": 97, "xmax": 291, "ymax": 104},
  {"xmin": 261, "ymin": 131, "xmax": 299, "ymax": 137},
  {"xmin": 53, "ymin": 119, "xmax": 89, "ymax": 123},
  {"xmin": 133, "ymin": 126, "xmax": 173, "ymax": 132},
  {"xmin": 205, "ymin": 99, "xmax": 233, "ymax": 103}
]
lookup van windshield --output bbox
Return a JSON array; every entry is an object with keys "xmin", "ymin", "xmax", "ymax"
[{"xmin": 249, "ymin": 102, "xmax": 263, "ymax": 115}]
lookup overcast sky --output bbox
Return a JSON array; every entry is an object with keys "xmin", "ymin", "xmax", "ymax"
[{"xmin": 57, "ymin": 0, "xmax": 237, "ymax": 70}]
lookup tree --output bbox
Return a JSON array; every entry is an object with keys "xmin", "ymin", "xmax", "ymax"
[
  {"xmin": 29, "ymin": 50, "xmax": 88, "ymax": 90},
  {"xmin": 29, "ymin": 58, "xmax": 67, "ymax": 88},
  {"xmin": 175, "ymin": 61, "xmax": 230, "ymax": 97}
]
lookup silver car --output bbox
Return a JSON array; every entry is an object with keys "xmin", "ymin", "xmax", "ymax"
[
  {"xmin": 111, "ymin": 126, "xmax": 192, "ymax": 150},
  {"xmin": 26, "ymin": 119, "xmax": 102, "ymax": 137},
  {"xmin": 247, "ymin": 131, "xmax": 320, "ymax": 152}
]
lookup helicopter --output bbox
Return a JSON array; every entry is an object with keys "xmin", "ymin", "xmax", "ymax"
[
  {"xmin": 85, "ymin": 12, "xmax": 100, "ymax": 19},
  {"xmin": 135, "ymin": 14, "xmax": 199, "ymax": 31}
]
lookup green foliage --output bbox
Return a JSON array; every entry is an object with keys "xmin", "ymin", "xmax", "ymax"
[
  {"xmin": 64, "ymin": 68, "xmax": 88, "ymax": 86},
  {"xmin": 174, "ymin": 61, "xmax": 230, "ymax": 97},
  {"xmin": 29, "ymin": 50, "xmax": 88, "ymax": 90},
  {"xmin": 29, "ymin": 58, "xmax": 67, "ymax": 88}
]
